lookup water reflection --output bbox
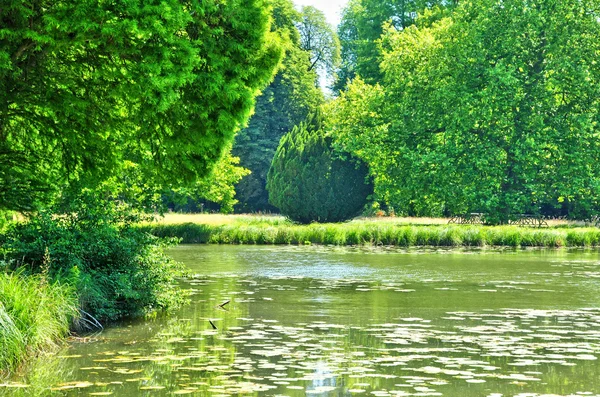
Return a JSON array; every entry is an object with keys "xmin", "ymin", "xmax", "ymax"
[{"xmin": 3, "ymin": 246, "xmax": 600, "ymax": 396}]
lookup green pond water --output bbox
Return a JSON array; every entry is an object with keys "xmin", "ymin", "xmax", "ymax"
[{"xmin": 3, "ymin": 245, "xmax": 600, "ymax": 396}]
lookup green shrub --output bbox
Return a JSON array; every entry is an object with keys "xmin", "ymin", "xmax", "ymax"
[
  {"xmin": 140, "ymin": 223, "xmax": 213, "ymax": 244},
  {"xmin": 2, "ymin": 192, "xmax": 187, "ymax": 323},
  {"xmin": 0, "ymin": 272, "xmax": 77, "ymax": 373},
  {"xmin": 0, "ymin": 210, "xmax": 16, "ymax": 232},
  {"xmin": 267, "ymin": 112, "xmax": 373, "ymax": 224}
]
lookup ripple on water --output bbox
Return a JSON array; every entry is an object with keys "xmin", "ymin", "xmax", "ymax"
[{"xmin": 5, "ymin": 247, "xmax": 600, "ymax": 396}]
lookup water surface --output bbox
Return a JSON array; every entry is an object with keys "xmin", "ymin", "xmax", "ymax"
[{"xmin": 3, "ymin": 245, "xmax": 600, "ymax": 396}]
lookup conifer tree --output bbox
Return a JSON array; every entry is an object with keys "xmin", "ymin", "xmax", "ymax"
[
  {"xmin": 267, "ymin": 111, "xmax": 372, "ymax": 223},
  {"xmin": 233, "ymin": 0, "xmax": 324, "ymax": 212}
]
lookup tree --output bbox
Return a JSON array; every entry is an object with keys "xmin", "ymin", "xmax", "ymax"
[
  {"xmin": 0, "ymin": 0, "xmax": 282, "ymax": 211},
  {"xmin": 297, "ymin": 6, "xmax": 341, "ymax": 79},
  {"xmin": 330, "ymin": 0, "xmax": 600, "ymax": 221},
  {"xmin": 267, "ymin": 111, "xmax": 372, "ymax": 224},
  {"xmin": 163, "ymin": 147, "xmax": 250, "ymax": 213},
  {"xmin": 233, "ymin": 0, "xmax": 323, "ymax": 213},
  {"xmin": 335, "ymin": 0, "xmax": 453, "ymax": 91}
]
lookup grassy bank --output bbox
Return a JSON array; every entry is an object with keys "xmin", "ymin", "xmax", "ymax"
[
  {"xmin": 0, "ymin": 272, "xmax": 78, "ymax": 375},
  {"xmin": 141, "ymin": 216, "xmax": 600, "ymax": 247}
]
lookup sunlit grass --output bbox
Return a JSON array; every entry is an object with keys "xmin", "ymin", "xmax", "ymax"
[
  {"xmin": 152, "ymin": 213, "xmax": 576, "ymax": 227},
  {"xmin": 140, "ymin": 216, "xmax": 600, "ymax": 248},
  {"xmin": 0, "ymin": 273, "xmax": 78, "ymax": 375},
  {"xmin": 154, "ymin": 213, "xmax": 286, "ymax": 226}
]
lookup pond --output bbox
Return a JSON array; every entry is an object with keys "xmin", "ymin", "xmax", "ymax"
[{"xmin": 3, "ymin": 245, "xmax": 600, "ymax": 396}]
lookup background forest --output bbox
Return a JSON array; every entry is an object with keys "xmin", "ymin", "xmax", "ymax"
[{"xmin": 176, "ymin": 0, "xmax": 600, "ymax": 225}]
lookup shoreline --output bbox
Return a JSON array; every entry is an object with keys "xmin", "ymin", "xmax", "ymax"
[{"xmin": 140, "ymin": 222, "xmax": 600, "ymax": 248}]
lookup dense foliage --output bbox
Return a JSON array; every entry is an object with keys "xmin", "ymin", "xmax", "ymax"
[
  {"xmin": 335, "ymin": 0, "xmax": 454, "ymax": 91},
  {"xmin": 330, "ymin": 0, "xmax": 600, "ymax": 221},
  {"xmin": 0, "ymin": 0, "xmax": 281, "ymax": 212},
  {"xmin": 233, "ymin": 0, "xmax": 325, "ymax": 212},
  {"xmin": 297, "ymin": 5, "xmax": 341, "ymax": 78},
  {"xmin": 1, "ymin": 191, "xmax": 186, "ymax": 323},
  {"xmin": 162, "ymin": 147, "xmax": 250, "ymax": 213},
  {"xmin": 267, "ymin": 112, "xmax": 373, "ymax": 224}
]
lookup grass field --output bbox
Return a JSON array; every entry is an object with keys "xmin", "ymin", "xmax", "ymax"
[
  {"xmin": 155, "ymin": 213, "xmax": 286, "ymax": 226},
  {"xmin": 154, "ymin": 213, "xmax": 577, "ymax": 227},
  {"xmin": 141, "ymin": 214, "xmax": 598, "ymax": 248}
]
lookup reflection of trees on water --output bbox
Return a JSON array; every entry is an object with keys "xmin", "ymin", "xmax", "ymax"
[
  {"xmin": 0, "ymin": 353, "xmax": 76, "ymax": 397},
  {"xmin": 5, "ymin": 256, "xmax": 600, "ymax": 396},
  {"xmin": 305, "ymin": 360, "xmax": 338, "ymax": 395}
]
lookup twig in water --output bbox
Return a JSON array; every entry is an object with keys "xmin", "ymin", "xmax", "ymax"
[
  {"xmin": 208, "ymin": 320, "xmax": 217, "ymax": 330},
  {"xmin": 74, "ymin": 308, "xmax": 104, "ymax": 332},
  {"xmin": 218, "ymin": 300, "xmax": 230, "ymax": 308}
]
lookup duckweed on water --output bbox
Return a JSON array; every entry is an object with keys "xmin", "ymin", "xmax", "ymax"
[{"xmin": 4, "ymin": 246, "xmax": 600, "ymax": 396}]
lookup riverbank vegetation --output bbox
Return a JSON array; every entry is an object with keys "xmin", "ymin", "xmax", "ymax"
[
  {"xmin": 0, "ymin": 272, "xmax": 77, "ymax": 374},
  {"xmin": 0, "ymin": 191, "xmax": 188, "ymax": 376},
  {"xmin": 2, "ymin": 192, "xmax": 187, "ymax": 323},
  {"xmin": 141, "ymin": 216, "xmax": 600, "ymax": 248}
]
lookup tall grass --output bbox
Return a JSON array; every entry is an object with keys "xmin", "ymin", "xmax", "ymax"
[
  {"xmin": 140, "ymin": 222, "xmax": 600, "ymax": 248},
  {"xmin": 0, "ymin": 272, "xmax": 78, "ymax": 374}
]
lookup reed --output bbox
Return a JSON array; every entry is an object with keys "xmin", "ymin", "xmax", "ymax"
[
  {"xmin": 0, "ymin": 272, "xmax": 78, "ymax": 375},
  {"xmin": 140, "ymin": 220, "xmax": 600, "ymax": 248}
]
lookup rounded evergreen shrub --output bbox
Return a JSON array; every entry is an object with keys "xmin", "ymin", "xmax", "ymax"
[{"xmin": 267, "ymin": 112, "xmax": 373, "ymax": 224}]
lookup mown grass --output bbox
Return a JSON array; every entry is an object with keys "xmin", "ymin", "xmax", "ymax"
[
  {"xmin": 154, "ymin": 213, "xmax": 578, "ymax": 227},
  {"xmin": 140, "ymin": 220, "xmax": 600, "ymax": 248},
  {"xmin": 0, "ymin": 272, "xmax": 78, "ymax": 375}
]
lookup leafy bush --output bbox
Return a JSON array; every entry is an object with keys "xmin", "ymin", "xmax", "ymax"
[
  {"xmin": 2, "ymin": 191, "xmax": 187, "ymax": 323},
  {"xmin": 267, "ymin": 112, "xmax": 373, "ymax": 223}
]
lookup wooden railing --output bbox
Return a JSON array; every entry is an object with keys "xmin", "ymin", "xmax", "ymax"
[
  {"xmin": 507, "ymin": 215, "xmax": 549, "ymax": 228},
  {"xmin": 448, "ymin": 213, "xmax": 486, "ymax": 225},
  {"xmin": 448, "ymin": 213, "xmax": 549, "ymax": 227}
]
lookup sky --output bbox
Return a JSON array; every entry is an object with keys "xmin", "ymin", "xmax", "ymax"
[{"xmin": 293, "ymin": 0, "xmax": 349, "ymax": 27}]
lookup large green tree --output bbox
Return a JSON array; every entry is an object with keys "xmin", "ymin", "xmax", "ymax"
[
  {"xmin": 335, "ymin": 0, "xmax": 454, "ymax": 91},
  {"xmin": 0, "ymin": 0, "xmax": 282, "ymax": 211},
  {"xmin": 162, "ymin": 147, "xmax": 250, "ymax": 213},
  {"xmin": 330, "ymin": 0, "xmax": 600, "ymax": 221},
  {"xmin": 296, "ymin": 6, "xmax": 341, "ymax": 79},
  {"xmin": 233, "ymin": 0, "xmax": 323, "ymax": 212}
]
